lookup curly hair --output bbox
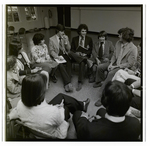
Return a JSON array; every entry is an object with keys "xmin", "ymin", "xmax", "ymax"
[
  {"xmin": 122, "ymin": 27, "xmax": 134, "ymax": 42},
  {"xmin": 32, "ymin": 33, "xmax": 44, "ymax": 45},
  {"xmin": 7, "ymin": 55, "xmax": 17, "ymax": 71},
  {"xmin": 77, "ymin": 24, "xmax": 88, "ymax": 35}
]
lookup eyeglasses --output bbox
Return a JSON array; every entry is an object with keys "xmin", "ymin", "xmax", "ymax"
[{"xmin": 81, "ymin": 30, "xmax": 87, "ymax": 33}]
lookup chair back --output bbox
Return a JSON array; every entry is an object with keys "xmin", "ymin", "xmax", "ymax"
[
  {"xmin": 18, "ymin": 28, "xmax": 26, "ymax": 35},
  {"xmin": 8, "ymin": 26, "xmax": 15, "ymax": 34},
  {"xmin": 7, "ymin": 119, "xmax": 58, "ymax": 140}
]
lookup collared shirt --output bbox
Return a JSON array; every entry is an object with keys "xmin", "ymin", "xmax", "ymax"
[
  {"xmin": 105, "ymin": 113, "xmax": 125, "ymax": 123},
  {"xmin": 79, "ymin": 36, "xmax": 85, "ymax": 47},
  {"xmin": 117, "ymin": 42, "xmax": 128, "ymax": 66}
]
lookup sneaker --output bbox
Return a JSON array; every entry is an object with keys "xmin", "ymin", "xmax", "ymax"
[
  {"xmin": 50, "ymin": 75, "xmax": 57, "ymax": 83},
  {"xmin": 76, "ymin": 82, "xmax": 82, "ymax": 91},
  {"xmin": 94, "ymin": 99, "xmax": 102, "ymax": 107},
  {"xmin": 93, "ymin": 82, "xmax": 103, "ymax": 88},
  {"xmin": 65, "ymin": 83, "xmax": 73, "ymax": 92}
]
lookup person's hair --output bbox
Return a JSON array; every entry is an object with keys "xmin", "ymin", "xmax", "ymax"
[
  {"xmin": 77, "ymin": 24, "xmax": 88, "ymax": 35},
  {"xmin": 121, "ymin": 27, "xmax": 134, "ymax": 42},
  {"xmin": 117, "ymin": 28, "xmax": 125, "ymax": 35},
  {"xmin": 21, "ymin": 74, "xmax": 47, "ymax": 107},
  {"xmin": 101, "ymin": 80, "xmax": 133, "ymax": 116},
  {"xmin": 98, "ymin": 30, "xmax": 108, "ymax": 40},
  {"xmin": 55, "ymin": 24, "xmax": 65, "ymax": 34},
  {"xmin": 7, "ymin": 55, "xmax": 17, "ymax": 71},
  {"xmin": 32, "ymin": 33, "xmax": 45, "ymax": 45},
  {"xmin": 9, "ymin": 42, "xmax": 22, "ymax": 57}
]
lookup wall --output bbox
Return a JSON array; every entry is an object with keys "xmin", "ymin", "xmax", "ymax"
[
  {"xmin": 71, "ymin": 6, "xmax": 142, "ymax": 37},
  {"xmin": 7, "ymin": 6, "xmax": 58, "ymax": 33}
]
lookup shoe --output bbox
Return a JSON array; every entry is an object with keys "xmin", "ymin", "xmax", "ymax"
[
  {"xmin": 76, "ymin": 82, "xmax": 82, "ymax": 91},
  {"xmin": 94, "ymin": 99, "xmax": 102, "ymax": 107},
  {"xmin": 65, "ymin": 83, "xmax": 73, "ymax": 92},
  {"xmin": 93, "ymin": 82, "xmax": 103, "ymax": 88},
  {"xmin": 89, "ymin": 75, "xmax": 95, "ymax": 83},
  {"xmin": 83, "ymin": 98, "xmax": 90, "ymax": 112},
  {"xmin": 50, "ymin": 75, "xmax": 57, "ymax": 83}
]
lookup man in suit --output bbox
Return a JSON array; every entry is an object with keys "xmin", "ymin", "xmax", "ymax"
[
  {"xmin": 89, "ymin": 30, "xmax": 114, "ymax": 83},
  {"xmin": 49, "ymin": 24, "xmax": 73, "ymax": 92},
  {"xmin": 68, "ymin": 24, "xmax": 93, "ymax": 91},
  {"xmin": 94, "ymin": 27, "xmax": 137, "ymax": 106},
  {"xmin": 72, "ymin": 81, "xmax": 141, "ymax": 140}
]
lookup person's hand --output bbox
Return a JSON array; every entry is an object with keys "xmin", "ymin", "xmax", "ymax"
[
  {"xmin": 57, "ymin": 56, "xmax": 64, "ymax": 61},
  {"xmin": 96, "ymin": 58, "xmax": 101, "ymax": 65},
  {"xmin": 62, "ymin": 35, "xmax": 68, "ymax": 44},
  {"xmin": 103, "ymin": 58, "xmax": 109, "ymax": 63},
  {"xmin": 31, "ymin": 67, "xmax": 42, "ymax": 73},
  {"xmin": 55, "ymin": 99, "xmax": 64, "ymax": 108},
  {"xmin": 107, "ymin": 63, "xmax": 113, "ymax": 71},
  {"xmin": 80, "ymin": 111, "xmax": 89, "ymax": 119}
]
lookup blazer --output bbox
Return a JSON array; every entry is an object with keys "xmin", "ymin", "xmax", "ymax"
[
  {"xmin": 71, "ymin": 36, "xmax": 93, "ymax": 57},
  {"xmin": 49, "ymin": 34, "xmax": 71, "ymax": 59},
  {"xmin": 92, "ymin": 40, "xmax": 114, "ymax": 61},
  {"xmin": 74, "ymin": 115, "xmax": 140, "ymax": 140},
  {"xmin": 111, "ymin": 41, "xmax": 137, "ymax": 69}
]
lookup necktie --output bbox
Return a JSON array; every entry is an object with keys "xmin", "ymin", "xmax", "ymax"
[
  {"xmin": 98, "ymin": 42, "xmax": 104, "ymax": 59},
  {"xmin": 79, "ymin": 36, "xmax": 84, "ymax": 47},
  {"xmin": 117, "ymin": 45, "xmax": 124, "ymax": 66},
  {"xmin": 59, "ymin": 37, "xmax": 65, "ymax": 54}
]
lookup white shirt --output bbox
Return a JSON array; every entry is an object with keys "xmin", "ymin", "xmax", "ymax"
[{"xmin": 9, "ymin": 99, "xmax": 69, "ymax": 139}]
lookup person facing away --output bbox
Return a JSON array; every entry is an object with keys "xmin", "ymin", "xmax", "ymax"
[
  {"xmin": 73, "ymin": 80, "xmax": 141, "ymax": 141},
  {"xmin": 31, "ymin": 33, "xmax": 58, "ymax": 83},
  {"xmin": 49, "ymin": 24, "xmax": 73, "ymax": 92},
  {"xmin": 94, "ymin": 27, "xmax": 137, "ymax": 107},
  {"xmin": 68, "ymin": 24, "xmax": 93, "ymax": 91},
  {"xmin": 8, "ymin": 74, "xmax": 90, "ymax": 139},
  {"xmin": 89, "ymin": 30, "xmax": 114, "ymax": 83}
]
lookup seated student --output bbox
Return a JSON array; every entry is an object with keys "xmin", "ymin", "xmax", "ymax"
[
  {"xmin": 31, "ymin": 33, "xmax": 58, "ymax": 83},
  {"xmin": 8, "ymin": 74, "xmax": 90, "ymax": 139},
  {"xmin": 9, "ymin": 42, "xmax": 49, "ymax": 89},
  {"xmin": 73, "ymin": 81, "xmax": 141, "ymax": 141},
  {"xmin": 94, "ymin": 27, "xmax": 137, "ymax": 107},
  {"xmin": 68, "ymin": 24, "xmax": 93, "ymax": 91},
  {"xmin": 7, "ymin": 56, "xmax": 24, "ymax": 108},
  {"xmin": 49, "ymin": 24, "xmax": 73, "ymax": 92},
  {"xmin": 89, "ymin": 30, "xmax": 114, "ymax": 83},
  {"xmin": 112, "ymin": 42, "xmax": 141, "ymax": 111},
  {"xmin": 112, "ymin": 42, "xmax": 141, "ymax": 83}
]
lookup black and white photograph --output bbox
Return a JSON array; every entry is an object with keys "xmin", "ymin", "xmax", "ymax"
[{"xmin": 1, "ymin": 1, "xmax": 150, "ymax": 145}]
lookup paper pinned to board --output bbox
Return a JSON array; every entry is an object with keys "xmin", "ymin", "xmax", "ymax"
[{"xmin": 54, "ymin": 56, "xmax": 66, "ymax": 64}]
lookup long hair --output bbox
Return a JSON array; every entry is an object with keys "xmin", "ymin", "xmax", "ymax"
[{"xmin": 21, "ymin": 74, "xmax": 47, "ymax": 107}]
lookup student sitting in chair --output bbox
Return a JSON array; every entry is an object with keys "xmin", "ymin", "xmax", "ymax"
[{"xmin": 8, "ymin": 74, "xmax": 90, "ymax": 139}]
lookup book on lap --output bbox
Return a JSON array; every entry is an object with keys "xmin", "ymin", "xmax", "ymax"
[
  {"xmin": 54, "ymin": 56, "xmax": 66, "ymax": 64},
  {"xmin": 76, "ymin": 45, "xmax": 89, "ymax": 54}
]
